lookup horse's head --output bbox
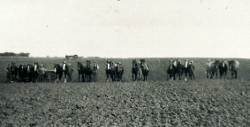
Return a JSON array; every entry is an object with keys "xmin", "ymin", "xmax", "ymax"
[
  {"xmin": 11, "ymin": 64, "xmax": 16, "ymax": 71},
  {"xmin": 228, "ymin": 60, "xmax": 237, "ymax": 70},
  {"xmin": 132, "ymin": 60, "xmax": 137, "ymax": 68},
  {"xmin": 184, "ymin": 60, "xmax": 189, "ymax": 68},
  {"xmin": 77, "ymin": 62, "xmax": 82, "ymax": 70},
  {"xmin": 173, "ymin": 60, "xmax": 177, "ymax": 67},
  {"xmin": 169, "ymin": 64, "xmax": 173, "ymax": 70},
  {"xmin": 213, "ymin": 60, "xmax": 220, "ymax": 69},
  {"xmin": 106, "ymin": 62, "xmax": 111, "ymax": 70}
]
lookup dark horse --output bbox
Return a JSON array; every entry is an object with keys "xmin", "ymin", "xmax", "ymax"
[
  {"xmin": 26, "ymin": 64, "xmax": 34, "ymax": 82},
  {"xmin": 140, "ymin": 61, "xmax": 149, "ymax": 81},
  {"xmin": 105, "ymin": 61, "xmax": 116, "ymax": 82},
  {"xmin": 183, "ymin": 60, "xmax": 195, "ymax": 80},
  {"xmin": 206, "ymin": 60, "xmax": 219, "ymax": 79},
  {"xmin": 54, "ymin": 64, "xmax": 63, "ymax": 82},
  {"xmin": 228, "ymin": 60, "xmax": 239, "ymax": 79},
  {"xmin": 77, "ymin": 62, "xmax": 86, "ymax": 82},
  {"xmin": 10, "ymin": 62, "xmax": 18, "ymax": 81},
  {"xmin": 54, "ymin": 63, "xmax": 72, "ymax": 83},
  {"xmin": 62, "ymin": 62, "xmax": 72, "ymax": 82},
  {"xmin": 167, "ymin": 61, "xmax": 175, "ymax": 80},
  {"xmin": 19, "ymin": 64, "xmax": 27, "ymax": 82},
  {"xmin": 85, "ymin": 61, "xmax": 93, "ymax": 82},
  {"xmin": 115, "ymin": 63, "xmax": 124, "ymax": 81},
  {"xmin": 132, "ymin": 60, "xmax": 139, "ymax": 81},
  {"xmin": 218, "ymin": 60, "xmax": 228, "ymax": 79},
  {"xmin": 77, "ymin": 62, "xmax": 93, "ymax": 82},
  {"xmin": 173, "ymin": 60, "xmax": 184, "ymax": 80}
]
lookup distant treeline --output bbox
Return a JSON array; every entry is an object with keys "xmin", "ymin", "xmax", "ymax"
[{"xmin": 0, "ymin": 52, "xmax": 30, "ymax": 57}]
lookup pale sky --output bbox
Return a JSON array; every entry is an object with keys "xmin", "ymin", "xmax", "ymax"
[{"xmin": 1, "ymin": 0, "xmax": 250, "ymax": 58}]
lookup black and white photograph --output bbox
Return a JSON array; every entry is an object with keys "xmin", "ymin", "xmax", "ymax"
[{"xmin": 0, "ymin": 0, "xmax": 249, "ymax": 126}]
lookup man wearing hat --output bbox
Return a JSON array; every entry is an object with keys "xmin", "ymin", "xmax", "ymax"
[
  {"xmin": 93, "ymin": 61, "xmax": 100, "ymax": 82},
  {"xmin": 189, "ymin": 60, "xmax": 195, "ymax": 80},
  {"xmin": 93, "ymin": 61, "xmax": 99, "ymax": 71}
]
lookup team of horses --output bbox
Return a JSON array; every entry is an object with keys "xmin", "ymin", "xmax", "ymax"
[
  {"xmin": 132, "ymin": 59, "xmax": 149, "ymax": 81},
  {"xmin": 167, "ymin": 59, "xmax": 195, "ymax": 81},
  {"xmin": 166, "ymin": 59, "xmax": 239, "ymax": 80},
  {"xmin": 5, "ymin": 59, "xmax": 239, "ymax": 83},
  {"xmin": 205, "ymin": 59, "xmax": 240, "ymax": 79},
  {"xmin": 77, "ymin": 61, "xmax": 99, "ymax": 82},
  {"xmin": 6, "ymin": 62, "xmax": 74, "ymax": 83}
]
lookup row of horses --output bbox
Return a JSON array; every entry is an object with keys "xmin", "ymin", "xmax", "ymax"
[
  {"xmin": 205, "ymin": 60, "xmax": 239, "ymax": 79},
  {"xmin": 6, "ymin": 59, "xmax": 239, "ymax": 83},
  {"xmin": 166, "ymin": 59, "xmax": 239, "ymax": 80},
  {"xmin": 166, "ymin": 60, "xmax": 195, "ymax": 80},
  {"xmin": 7, "ymin": 62, "xmax": 74, "ymax": 83},
  {"xmin": 7, "ymin": 62, "xmax": 47, "ymax": 82}
]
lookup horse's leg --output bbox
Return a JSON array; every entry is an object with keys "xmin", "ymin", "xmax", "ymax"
[
  {"xmin": 106, "ymin": 72, "xmax": 109, "ymax": 82},
  {"xmin": 95, "ymin": 73, "xmax": 97, "ymax": 82},
  {"xmin": 121, "ymin": 74, "xmax": 122, "ymax": 82},
  {"xmin": 178, "ymin": 73, "xmax": 181, "ymax": 80},
  {"xmin": 235, "ymin": 71, "xmax": 237, "ymax": 79},
  {"xmin": 173, "ymin": 73, "xmax": 176, "ymax": 80},
  {"xmin": 219, "ymin": 71, "xmax": 222, "ymax": 79},
  {"xmin": 143, "ymin": 73, "xmax": 146, "ymax": 81},
  {"xmin": 207, "ymin": 71, "xmax": 209, "ymax": 79},
  {"xmin": 63, "ymin": 72, "xmax": 66, "ymax": 83},
  {"xmin": 82, "ymin": 74, "xmax": 84, "ymax": 82},
  {"xmin": 132, "ymin": 73, "xmax": 134, "ymax": 81},
  {"xmin": 11, "ymin": 73, "xmax": 14, "ymax": 81},
  {"xmin": 192, "ymin": 71, "xmax": 195, "ymax": 80},
  {"xmin": 215, "ymin": 71, "xmax": 218, "ymax": 79},
  {"xmin": 231, "ymin": 72, "xmax": 233, "ymax": 79},
  {"xmin": 225, "ymin": 70, "xmax": 227, "ymax": 79},
  {"xmin": 90, "ymin": 73, "xmax": 92, "ymax": 82},
  {"xmin": 78, "ymin": 73, "xmax": 80, "ymax": 82}
]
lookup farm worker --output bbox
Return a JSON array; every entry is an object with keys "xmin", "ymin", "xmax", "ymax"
[
  {"xmin": 86, "ymin": 60, "xmax": 91, "ymax": 68},
  {"xmin": 38, "ymin": 64, "xmax": 46, "ymax": 74},
  {"xmin": 93, "ymin": 61, "xmax": 99, "ymax": 71},
  {"xmin": 208, "ymin": 59, "xmax": 211, "ymax": 63},
  {"xmin": 6, "ymin": 64, "xmax": 11, "ymax": 81},
  {"xmin": 117, "ymin": 62, "xmax": 122, "ymax": 67},
  {"xmin": 189, "ymin": 60, "xmax": 195, "ymax": 69}
]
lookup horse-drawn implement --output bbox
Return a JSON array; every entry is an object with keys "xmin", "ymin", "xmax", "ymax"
[
  {"xmin": 65, "ymin": 55, "xmax": 78, "ymax": 60},
  {"xmin": 44, "ymin": 70, "xmax": 56, "ymax": 82}
]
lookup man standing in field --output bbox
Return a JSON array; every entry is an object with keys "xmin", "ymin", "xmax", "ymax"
[
  {"xmin": 189, "ymin": 60, "xmax": 195, "ymax": 80},
  {"xmin": 93, "ymin": 61, "xmax": 100, "ymax": 70},
  {"xmin": 93, "ymin": 61, "xmax": 100, "ymax": 82},
  {"xmin": 62, "ymin": 61, "xmax": 68, "ymax": 82},
  {"xmin": 6, "ymin": 64, "xmax": 11, "ymax": 81}
]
